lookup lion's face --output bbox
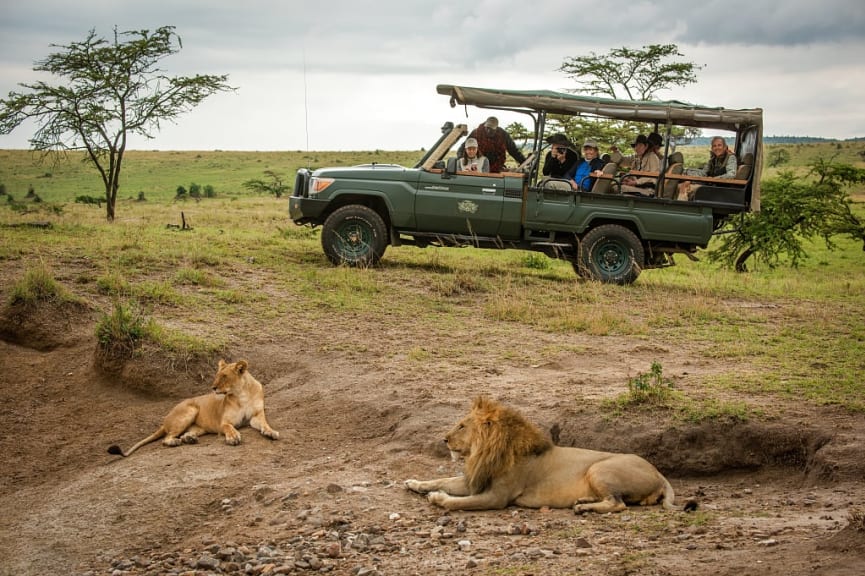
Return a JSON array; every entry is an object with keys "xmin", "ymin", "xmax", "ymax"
[
  {"xmin": 444, "ymin": 415, "xmax": 477, "ymax": 460},
  {"xmin": 212, "ymin": 359, "xmax": 249, "ymax": 395}
]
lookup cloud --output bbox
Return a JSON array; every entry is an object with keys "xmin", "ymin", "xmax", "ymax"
[{"xmin": 1, "ymin": 0, "xmax": 863, "ymax": 151}]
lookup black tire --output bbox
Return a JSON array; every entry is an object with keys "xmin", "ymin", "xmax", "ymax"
[
  {"xmin": 321, "ymin": 205, "xmax": 388, "ymax": 267},
  {"xmin": 574, "ymin": 224, "xmax": 644, "ymax": 284}
]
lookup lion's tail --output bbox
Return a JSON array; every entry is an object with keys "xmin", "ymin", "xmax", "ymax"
[
  {"xmin": 661, "ymin": 476, "xmax": 698, "ymax": 512},
  {"xmin": 107, "ymin": 427, "xmax": 166, "ymax": 458}
]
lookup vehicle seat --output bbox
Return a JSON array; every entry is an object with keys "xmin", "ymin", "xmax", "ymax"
[
  {"xmin": 590, "ymin": 162, "xmax": 619, "ymax": 194},
  {"xmin": 735, "ymin": 153, "xmax": 754, "ymax": 180},
  {"xmin": 660, "ymin": 152, "xmax": 684, "ymax": 199}
]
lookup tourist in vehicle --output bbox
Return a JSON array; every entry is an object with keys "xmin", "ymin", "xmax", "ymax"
[
  {"xmin": 677, "ymin": 136, "xmax": 738, "ymax": 200},
  {"xmin": 613, "ymin": 134, "xmax": 661, "ymax": 195},
  {"xmin": 570, "ymin": 139, "xmax": 606, "ymax": 191},
  {"xmin": 541, "ymin": 133, "xmax": 579, "ymax": 179},
  {"xmin": 648, "ymin": 132, "xmax": 664, "ymax": 159},
  {"xmin": 463, "ymin": 116, "xmax": 526, "ymax": 173},
  {"xmin": 457, "ymin": 137, "xmax": 490, "ymax": 173}
]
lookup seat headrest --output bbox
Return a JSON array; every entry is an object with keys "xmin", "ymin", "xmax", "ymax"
[
  {"xmin": 740, "ymin": 152, "xmax": 754, "ymax": 166},
  {"xmin": 668, "ymin": 151, "xmax": 684, "ymax": 165}
]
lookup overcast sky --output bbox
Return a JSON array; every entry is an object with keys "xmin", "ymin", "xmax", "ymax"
[{"xmin": 1, "ymin": 0, "xmax": 864, "ymax": 151}]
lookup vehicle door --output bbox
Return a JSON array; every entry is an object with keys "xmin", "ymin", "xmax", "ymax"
[
  {"xmin": 414, "ymin": 167, "xmax": 505, "ymax": 236},
  {"xmin": 524, "ymin": 181, "xmax": 577, "ymax": 226}
]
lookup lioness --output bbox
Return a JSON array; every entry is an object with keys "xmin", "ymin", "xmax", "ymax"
[
  {"xmin": 405, "ymin": 397, "xmax": 694, "ymax": 514},
  {"xmin": 108, "ymin": 359, "xmax": 279, "ymax": 457}
]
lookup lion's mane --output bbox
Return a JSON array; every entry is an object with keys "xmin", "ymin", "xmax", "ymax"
[{"xmin": 464, "ymin": 397, "xmax": 552, "ymax": 493}]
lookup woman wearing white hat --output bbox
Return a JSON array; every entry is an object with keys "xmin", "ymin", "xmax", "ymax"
[{"xmin": 458, "ymin": 137, "xmax": 490, "ymax": 173}]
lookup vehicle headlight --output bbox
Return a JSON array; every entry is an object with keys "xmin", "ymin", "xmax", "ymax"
[{"xmin": 309, "ymin": 177, "xmax": 335, "ymax": 197}]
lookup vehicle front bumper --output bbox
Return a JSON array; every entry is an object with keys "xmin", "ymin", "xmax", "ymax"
[{"xmin": 289, "ymin": 196, "xmax": 330, "ymax": 224}]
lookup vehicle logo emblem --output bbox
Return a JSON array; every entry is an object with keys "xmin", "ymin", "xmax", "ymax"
[{"xmin": 457, "ymin": 200, "xmax": 478, "ymax": 214}]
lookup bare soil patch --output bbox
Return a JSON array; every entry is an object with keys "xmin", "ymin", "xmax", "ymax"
[{"xmin": 1, "ymin": 298, "xmax": 863, "ymax": 576}]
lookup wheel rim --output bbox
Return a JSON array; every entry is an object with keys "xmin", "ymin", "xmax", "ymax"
[
  {"xmin": 333, "ymin": 220, "xmax": 374, "ymax": 261},
  {"xmin": 592, "ymin": 239, "xmax": 630, "ymax": 275}
]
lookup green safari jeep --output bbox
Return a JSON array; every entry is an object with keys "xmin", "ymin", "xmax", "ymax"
[{"xmin": 289, "ymin": 84, "xmax": 763, "ymax": 284}]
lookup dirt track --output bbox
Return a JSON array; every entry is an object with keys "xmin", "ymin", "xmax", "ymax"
[{"xmin": 1, "ymin": 295, "xmax": 864, "ymax": 576}]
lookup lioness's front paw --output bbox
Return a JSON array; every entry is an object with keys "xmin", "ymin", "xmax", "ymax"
[
  {"xmin": 404, "ymin": 479, "xmax": 427, "ymax": 494},
  {"xmin": 225, "ymin": 433, "xmax": 242, "ymax": 446},
  {"xmin": 180, "ymin": 433, "xmax": 198, "ymax": 444},
  {"xmin": 263, "ymin": 429, "xmax": 280, "ymax": 440}
]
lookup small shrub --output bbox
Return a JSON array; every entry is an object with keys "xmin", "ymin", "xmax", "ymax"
[
  {"xmin": 75, "ymin": 195, "xmax": 103, "ymax": 207},
  {"xmin": 175, "ymin": 185, "xmax": 187, "ymax": 199},
  {"xmin": 189, "ymin": 182, "xmax": 201, "ymax": 198},
  {"xmin": 95, "ymin": 300, "xmax": 151, "ymax": 359},
  {"xmin": 137, "ymin": 191, "xmax": 146, "ymax": 202},
  {"xmin": 8, "ymin": 264, "xmax": 68, "ymax": 306},
  {"xmin": 0, "ymin": 183, "xmax": 6, "ymax": 195},
  {"xmin": 26, "ymin": 184, "xmax": 36, "ymax": 198},
  {"xmin": 203, "ymin": 184, "xmax": 216, "ymax": 198},
  {"xmin": 523, "ymin": 252, "xmax": 551, "ymax": 270},
  {"xmin": 96, "ymin": 272, "xmax": 130, "ymax": 296},
  {"xmin": 627, "ymin": 361, "xmax": 674, "ymax": 405}
]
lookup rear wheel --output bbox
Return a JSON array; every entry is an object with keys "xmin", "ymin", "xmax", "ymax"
[
  {"xmin": 321, "ymin": 205, "xmax": 388, "ymax": 266},
  {"xmin": 574, "ymin": 224, "xmax": 644, "ymax": 284}
]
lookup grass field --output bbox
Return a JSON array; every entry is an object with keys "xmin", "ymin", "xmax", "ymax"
[{"xmin": 1, "ymin": 144, "xmax": 864, "ymax": 414}]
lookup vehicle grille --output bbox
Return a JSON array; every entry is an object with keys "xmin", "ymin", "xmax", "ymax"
[{"xmin": 293, "ymin": 169, "xmax": 311, "ymax": 198}]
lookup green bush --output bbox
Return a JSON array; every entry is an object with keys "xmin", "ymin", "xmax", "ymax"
[{"xmin": 95, "ymin": 300, "xmax": 151, "ymax": 359}]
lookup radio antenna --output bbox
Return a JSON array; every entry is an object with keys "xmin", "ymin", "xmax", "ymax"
[{"xmin": 302, "ymin": 46, "xmax": 310, "ymax": 160}]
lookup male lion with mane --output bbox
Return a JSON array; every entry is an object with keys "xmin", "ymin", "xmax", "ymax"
[
  {"xmin": 108, "ymin": 359, "xmax": 279, "ymax": 457},
  {"xmin": 405, "ymin": 397, "xmax": 695, "ymax": 514}
]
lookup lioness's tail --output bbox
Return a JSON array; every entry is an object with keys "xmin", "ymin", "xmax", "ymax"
[
  {"xmin": 661, "ymin": 477, "xmax": 698, "ymax": 512},
  {"xmin": 107, "ymin": 427, "xmax": 166, "ymax": 458}
]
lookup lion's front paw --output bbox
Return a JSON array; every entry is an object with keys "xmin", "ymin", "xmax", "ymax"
[
  {"xmin": 225, "ymin": 433, "xmax": 242, "ymax": 446},
  {"xmin": 427, "ymin": 491, "xmax": 449, "ymax": 507},
  {"xmin": 263, "ymin": 429, "xmax": 279, "ymax": 440},
  {"xmin": 180, "ymin": 433, "xmax": 199, "ymax": 444},
  {"xmin": 404, "ymin": 479, "xmax": 427, "ymax": 494}
]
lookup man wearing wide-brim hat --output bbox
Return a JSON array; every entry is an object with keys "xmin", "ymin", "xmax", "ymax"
[{"xmin": 610, "ymin": 134, "xmax": 661, "ymax": 196}]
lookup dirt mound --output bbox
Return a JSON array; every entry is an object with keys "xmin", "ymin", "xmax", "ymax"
[{"xmin": 0, "ymin": 297, "xmax": 95, "ymax": 351}]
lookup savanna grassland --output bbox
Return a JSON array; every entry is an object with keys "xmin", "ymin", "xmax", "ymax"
[{"xmin": 1, "ymin": 143, "xmax": 864, "ymax": 576}]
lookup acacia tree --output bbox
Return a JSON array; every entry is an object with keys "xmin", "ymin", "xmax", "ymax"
[
  {"xmin": 242, "ymin": 170, "xmax": 289, "ymax": 198},
  {"xmin": 551, "ymin": 44, "xmax": 702, "ymax": 146},
  {"xmin": 558, "ymin": 44, "xmax": 701, "ymax": 101},
  {"xmin": 0, "ymin": 26, "xmax": 232, "ymax": 221},
  {"xmin": 709, "ymin": 158, "xmax": 865, "ymax": 272}
]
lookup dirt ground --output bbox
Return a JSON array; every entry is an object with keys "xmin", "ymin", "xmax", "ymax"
[{"xmin": 1, "ymin": 294, "xmax": 864, "ymax": 576}]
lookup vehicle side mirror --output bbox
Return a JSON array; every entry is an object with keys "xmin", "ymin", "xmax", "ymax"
[{"xmin": 443, "ymin": 157, "xmax": 458, "ymax": 178}]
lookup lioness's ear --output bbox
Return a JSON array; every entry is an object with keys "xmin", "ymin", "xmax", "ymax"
[
  {"xmin": 236, "ymin": 359, "xmax": 248, "ymax": 374},
  {"xmin": 218, "ymin": 359, "xmax": 226, "ymax": 369}
]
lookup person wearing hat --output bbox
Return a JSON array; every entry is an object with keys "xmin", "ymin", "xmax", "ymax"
[
  {"xmin": 647, "ymin": 132, "xmax": 664, "ymax": 159},
  {"xmin": 462, "ymin": 116, "xmax": 526, "ymax": 173},
  {"xmin": 542, "ymin": 133, "xmax": 580, "ymax": 179},
  {"xmin": 614, "ymin": 134, "xmax": 661, "ymax": 195},
  {"xmin": 570, "ymin": 139, "xmax": 607, "ymax": 191},
  {"xmin": 457, "ymin": 137, "xmax": 490, "ymax": 173}
]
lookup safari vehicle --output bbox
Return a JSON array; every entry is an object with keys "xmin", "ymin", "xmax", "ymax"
[{"xmin": 289, "ymin": 84, "xmax": 763, "ymax": 284}]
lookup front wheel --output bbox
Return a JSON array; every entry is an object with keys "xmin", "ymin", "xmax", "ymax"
[
  {"xmin": 321, "ymin": 205, "xmax": 388, "ymax": 267},
  {"xmin": 574, "ymin": 224, "xmax": 644, "ymax": 284}
]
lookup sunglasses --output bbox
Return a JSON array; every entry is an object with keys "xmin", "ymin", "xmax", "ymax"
[{"xmin": 553, "ymin": 147, "xmax": 566, "ymax": 153}]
